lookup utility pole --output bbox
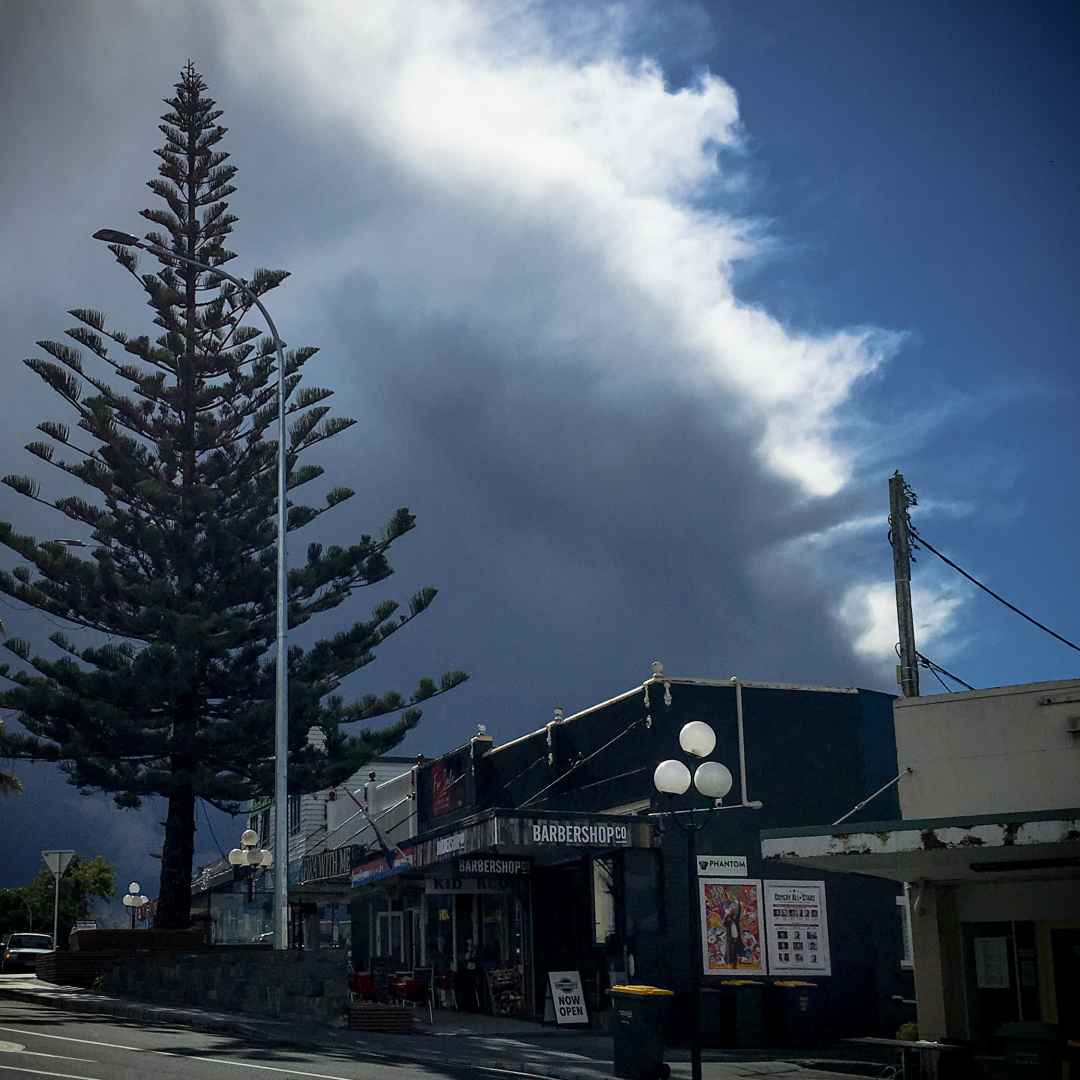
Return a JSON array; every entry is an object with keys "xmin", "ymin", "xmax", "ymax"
[{"xmin": 889, "ymin": 471, "xmax": 920, "ymax": 697}]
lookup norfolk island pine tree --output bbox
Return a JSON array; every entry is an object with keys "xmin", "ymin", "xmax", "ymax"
[{"xmin": 0, "ymin": 64, "xmax": 467, "ymax": 929}]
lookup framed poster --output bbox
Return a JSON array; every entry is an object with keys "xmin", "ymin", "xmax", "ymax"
[
  {"xmin": 974, "ymin": 937, "xmax": 1010, "ymax": 989},
  {"xmin": 764, "ymin": 880, "xmax": 832, "ymax": 977},
  {"xmin": 699, "ymin": 878, "xmax": 766, "ymax": 976}
]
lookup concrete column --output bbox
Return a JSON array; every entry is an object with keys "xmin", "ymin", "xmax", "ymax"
[{"xmin": 910, "ymin": 881, "xmax": 965, "ymax": 1040}]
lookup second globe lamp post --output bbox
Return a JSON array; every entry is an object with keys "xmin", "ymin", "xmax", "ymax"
[{"xmin": 653, "ymin": 720, "xmax": 733, "ymax": 1080}]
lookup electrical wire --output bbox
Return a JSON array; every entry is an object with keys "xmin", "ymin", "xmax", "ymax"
[
  {"xmin": 199, "ymin": 798, "xmax": 228, "ymax": 859},
  {"xmin": 519, "ymin": 715, "xmax": 644, "ymax": 809},
  {"xmin": 915, "ymin": 651, "xmax": 975, "ymax": 692},
  {"xmin": 910, "ymin": 526, "xmax": 1080, "ymax": 653}
]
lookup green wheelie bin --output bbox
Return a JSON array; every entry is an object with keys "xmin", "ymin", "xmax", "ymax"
[{"xmin": 609, "ymin": 985, "xmax": 674, "ymax": 1080}]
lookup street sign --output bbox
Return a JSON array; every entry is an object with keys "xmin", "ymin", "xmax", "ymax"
[{"xmin": 41, "ymin": 850, "xmax": 75, "ymax": 877}]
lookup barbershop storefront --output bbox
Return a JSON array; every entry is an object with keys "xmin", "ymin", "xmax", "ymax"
[{"xmin": 350, "ymin": 809, "xmax": 658, "ymax": 1017}]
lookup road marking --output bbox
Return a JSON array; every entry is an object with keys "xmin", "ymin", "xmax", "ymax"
[
  {"xmin": 0, "ymin": 1065, "xmax": 103, "ymax": 1080},
  {"xmin": 0, "ymin": 1025, "xmax": 561, "ymax": 1080}
]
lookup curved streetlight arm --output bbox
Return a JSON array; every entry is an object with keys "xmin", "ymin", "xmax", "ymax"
[{"xmin": 92, "ymin": 228, "xmax": 290, "ymax": 952}]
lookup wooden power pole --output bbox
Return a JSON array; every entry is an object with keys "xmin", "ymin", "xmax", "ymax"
[{"xmin": 889, "ymin": 471, "xmax": 920, "ymax": 697}]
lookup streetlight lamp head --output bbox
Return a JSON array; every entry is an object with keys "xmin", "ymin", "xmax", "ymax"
[
  {"xmin": 227, "ymin": 848, "xmax": 245, "ymax": 866},
  {"xmin": 93, "ymin": 228, "xmax": 142, "ymax": 247},
  {"xmin": 240, "ymin": 829, "xmax": 258, "ymax": 847},
  {"xmin": 653, "ymin": 759, "xmax": 692, "ymax": 796},
  {"xmin": 128, "ymin": 882, "xmax": 141, "ymax": 894},
  {"xmin": 679, "ymin": 721, "xmax": 716, "ymax": 758},
  {"xmin": 259, "ymin": 850, "xmax": 273, "ymax": 868},
  {"xmin": 693, "ymin": 761, "xmax": 733, "ymax": 800}
]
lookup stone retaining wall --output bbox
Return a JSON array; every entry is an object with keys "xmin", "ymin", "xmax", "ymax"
[{"xmin": 103, "ymin": 950, "xmax": 351, "ymax": 1026}]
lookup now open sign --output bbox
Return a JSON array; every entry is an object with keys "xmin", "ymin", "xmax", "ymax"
[{"xmin": 547, "ymin": 971, "xmax": 589, "ymax": 1025}]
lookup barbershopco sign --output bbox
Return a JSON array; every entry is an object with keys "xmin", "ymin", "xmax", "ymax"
[{"xmin": 531, "ymin": 821, "xmax": 630, "ymax": 847}]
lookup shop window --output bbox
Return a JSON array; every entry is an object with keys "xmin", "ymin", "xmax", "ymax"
[
  {"xmin": 897, "ymin": 891, "xmax": 914, "ymax": 969},
  {"xmin": 593, "ymin": 857, "xmax": 617, "ymax": 947},
  {"xmin": 624, "ymin": 849, "xmax": 661, "ymax": 936}
]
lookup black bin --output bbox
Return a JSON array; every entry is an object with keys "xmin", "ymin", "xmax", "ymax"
[
  {"xmin": 703, "ymin": 980, "xmax": 765, "ymax": 1048},
  {"xmin": 997, "ymin": 1022, "xmax": 1061, "ymax": 1080},
  {"xmin": 609, "ymin": 985, "xmax": 674, "ymax": 1080},
  {"xmin": 766, "ymin": 980, "xmax": 820, "ymax": 1048}
]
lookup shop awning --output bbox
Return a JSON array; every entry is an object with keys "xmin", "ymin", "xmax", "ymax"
[
  {"xmin": 760, "ymin": 807, "xmax": 1080, "ymax": 883},
  {"xmin": 350, "ymin": 807, "xmax": 658, "ymax": 889}
]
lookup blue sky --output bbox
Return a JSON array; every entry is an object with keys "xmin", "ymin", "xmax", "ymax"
[{"xmin": 1, "ymin": 0, "xmax": 1077, "ymax": 892}]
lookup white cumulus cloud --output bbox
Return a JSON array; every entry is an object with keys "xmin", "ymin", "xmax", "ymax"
[{"xmin": 220, "ymin": 0, "xmax": 902, "ymax": 498}]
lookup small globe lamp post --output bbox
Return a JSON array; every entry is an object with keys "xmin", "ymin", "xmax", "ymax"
[
  {"xmin": 229, "ymin": 829, "xmax": 273, "ymax": 903},
  {"xmin": 654, "ymin": 721, "xmax": 733, "ymax": 1080},
  {"xmin": 122, "ymin": 882, "xmax": 149, "ymax": 930}
]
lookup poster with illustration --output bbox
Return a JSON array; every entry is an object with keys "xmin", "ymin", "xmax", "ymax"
[
  {"xmin": 699, "ymin": 878, "xmax": 766, "ymax": 975},
  {"xmin": 763, "ymin": 880, "xmax": 832, "ymax": 977}
]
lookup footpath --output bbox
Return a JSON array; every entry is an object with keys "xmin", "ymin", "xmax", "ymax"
[{"xmin": 0, "ymin": 975, "xmax": 887, "ymax": 1080}]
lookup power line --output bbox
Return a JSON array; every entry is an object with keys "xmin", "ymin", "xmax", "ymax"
[
  {"xmin": 200, "ymin": 798, "xmax": 227, "ymax": 859},
  {"xmin": 915, "ymin": 651, "xmax": 974, "ymax": 692},
  {"xmin": 910, "ymin": 526, "xmax": 1080, "ymax": 654}
]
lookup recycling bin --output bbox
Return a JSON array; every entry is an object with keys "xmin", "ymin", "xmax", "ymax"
[
  {"xmin": 765, "ymin": 980, "xmax": 821, "ymax": 1048},
  {"xmin": 609, "ymin": 985, "xmax": 674, "ymax": 1080},
  {"xmin": 702, "ymin": 980, "xmax": 765, "ymax": 1048},
  {"xmin": 997, "ymin": 1022, "xmax": 1061, "ymax": 1079}
]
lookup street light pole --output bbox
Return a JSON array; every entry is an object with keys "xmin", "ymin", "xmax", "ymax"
[
  {"xmin": 93, "ymin": 229, "xmax": 290, "ymax": 951},
  {"xmin": 654, "ymin": 724, "xmax": 732, "ymax": 1080}
]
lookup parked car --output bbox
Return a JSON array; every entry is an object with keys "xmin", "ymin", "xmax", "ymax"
[{"xmin": 1, "ymin": 933, "xmax": 54, "ymax": 973}]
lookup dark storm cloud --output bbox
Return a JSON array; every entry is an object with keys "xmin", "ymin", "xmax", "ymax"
[{"xmin": 1, "ymin": 1, "xmax": 923, "ymax": 891}]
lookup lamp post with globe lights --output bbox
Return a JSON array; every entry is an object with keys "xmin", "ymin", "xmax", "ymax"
[
  {"xmin": 122, "ymin": 882, "xmax": 149, "ymax": 930},
  {"xmin": 228, "ymin": 829, "xmax": 273, "ymax": 903},
  {"xmin": 653, "ymin": 719, "xmax": 733, "ymax": 1080}
]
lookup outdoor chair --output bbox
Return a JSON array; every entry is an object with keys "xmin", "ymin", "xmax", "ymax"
[
  {"xmin": 434, "ymin": 970, "xmax": 457, "ymax": 1010},
  {"xmin": 391, "ymin": 967, "xmax": 434, "ymax": 1025}
]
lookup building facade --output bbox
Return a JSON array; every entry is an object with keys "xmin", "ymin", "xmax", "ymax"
[
  {"xmin": 346, "ymin": 667, "xmax": 914, "ymax": 1040},
  {"xmin": 761, "ymin": 678, "xmax": 1080, "ymax": 1059}
]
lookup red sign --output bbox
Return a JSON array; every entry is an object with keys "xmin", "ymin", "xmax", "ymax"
[{"xmin": 432, "ymin": 755, "xmax": 466, "ymax": 817}]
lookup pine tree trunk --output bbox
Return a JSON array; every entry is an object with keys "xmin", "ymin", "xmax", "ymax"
[{"xmin": 154, "ymin": 774, "xmax": 195, "ymax": 929}]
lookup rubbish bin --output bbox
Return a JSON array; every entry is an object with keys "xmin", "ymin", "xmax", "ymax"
[
  {"xmin": 609, "ymin": 985, "xmax": 674, "ymax": 1080},
  {"xmin": 709, "ymin": 980, "xmax": 765, "ymax": 1048},
  {"xmin": 766, "ymin": 980, "xmax": 820, "ymax": 1048},
  {"xmin": 997, "ymin": 1022, "xmax": 1061, "ymax": 1079}
]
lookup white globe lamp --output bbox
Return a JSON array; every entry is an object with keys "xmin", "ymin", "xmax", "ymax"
[
  {"xmin": 694, "ymin": 761, "xmax": 733, "ymax": 800},
  {"xmin": 679, "ymin": 721, "xmax": 716, "ymax": 759},
  {"xmin": 653, "ymin": 759, "xmax": 692, "ymax": 796}
]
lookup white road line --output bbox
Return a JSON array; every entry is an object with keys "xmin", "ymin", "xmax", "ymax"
[
  {"xmin": 18, "ymin": 1055, "xmax": 98, "ymax": 1065},
  {"xmin": 0, "ymin": 1065, "xmax": 103, "ymax": 1080},
  {"xmin": 0, "ymin": 1024, "xmax": 562, "ymax": 1080}
]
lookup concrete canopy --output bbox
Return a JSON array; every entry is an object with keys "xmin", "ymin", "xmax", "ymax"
[{"xmin": 761, "ymin": 808, "xmax": 1080, "ymax": 884}]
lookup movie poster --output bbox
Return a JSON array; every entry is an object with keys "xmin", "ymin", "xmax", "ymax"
[
  {"xmin": 699, "ymin": 878, "xmax": 766, "ymax": 976},
  {"xmin": 763, "ymin": 880, "xmax": 832, "ymax": 977}
]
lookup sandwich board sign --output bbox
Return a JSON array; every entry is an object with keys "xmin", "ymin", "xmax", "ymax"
[{"xmin": 543, "ymin": 970, "xmax": 589, "ymax": 1025}]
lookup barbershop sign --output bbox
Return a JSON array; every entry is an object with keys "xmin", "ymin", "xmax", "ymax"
[
  {"xmin": 531, "ymin": 821, "xmax": 630, "ymax": 847},
  {"xmin": 302, "ymin": 845, "xmax": 361, "ymax": 884}
]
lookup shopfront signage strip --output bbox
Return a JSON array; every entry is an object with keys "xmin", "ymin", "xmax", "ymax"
[
  {"xmin": 424, "ymin": 874, "xmax": 523, "ymax": 895},
  {"xmin": 697, "ymin": 854, "xmax": 748, "ymax": 877},
  {"xmin": 456, "ymin": 856, "xmax": 530, "ymax": 876},
  {"xmin": 531, "ymin": 821, "xmax": 630, "ymax": 847},
  {"xmin": 302, "ymin": 845, "xmax": 361, "ymax": 884},
  {"xmin": 435, "ymin": 831, "xmax": 466, "ymax": 858}
]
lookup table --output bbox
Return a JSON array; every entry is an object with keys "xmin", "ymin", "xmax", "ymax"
[{"xmin": 847, "ymin": 1037, "xmax": 974, "ymax": 1079}]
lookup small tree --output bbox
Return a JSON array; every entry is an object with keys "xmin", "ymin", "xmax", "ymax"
[
  {"xmin": 0, "ymin": 855, "xmax": 116, "ymax": 940},
  {"xmin": 0, "ymin": 64, "xmax": 466, "ymax": 928}
]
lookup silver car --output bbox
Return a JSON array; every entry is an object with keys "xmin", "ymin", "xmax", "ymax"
[{"xmin": 1, "ymin": 933, "xmax": 54, "ymax": 973}]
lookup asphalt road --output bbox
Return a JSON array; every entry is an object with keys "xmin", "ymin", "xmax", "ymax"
[{"xmin": 0, "ymin": 997, "xmax": 564, "ymax": 1080}]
